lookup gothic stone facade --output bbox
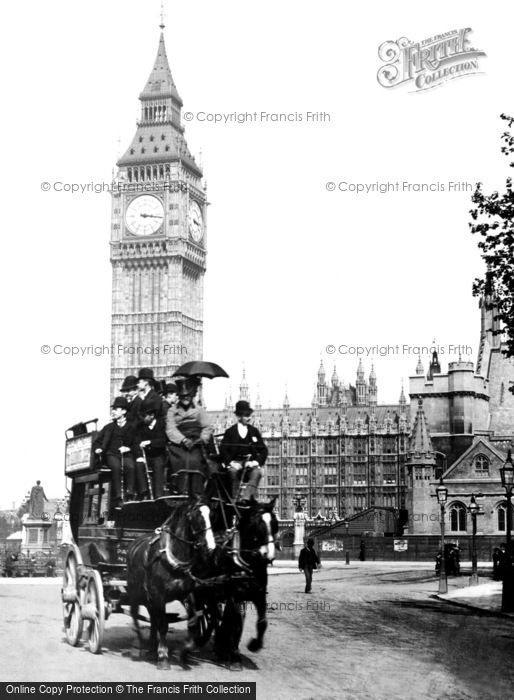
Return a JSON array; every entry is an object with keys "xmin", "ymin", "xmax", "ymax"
[
  {"xmin": 209, "ymin": 361, "xmax": 409, "ymax": 520},
  {"xmin": 408, "ymin": 299, "xmax": 514, "ymax": 536}
]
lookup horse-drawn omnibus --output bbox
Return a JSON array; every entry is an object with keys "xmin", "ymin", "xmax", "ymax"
[{"xmin": 61, "ymin": 417, "xmax": 277, "ymax": 668}]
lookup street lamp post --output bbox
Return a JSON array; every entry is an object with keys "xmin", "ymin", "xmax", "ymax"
[
  {"xmin": 468, "ymin": 494, "xmax": 480, "ymax": 586},
  {"xmin": 436, "ymin": 477, "xmax": 448, "ymax": 594},
  {"xmin": 500, "ymin": 449, "xmax": 514, "ymax": 612}
]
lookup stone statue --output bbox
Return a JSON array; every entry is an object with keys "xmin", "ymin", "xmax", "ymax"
[{"xmin": 29, "ymin": 481, "xmax": 48, "ymax": 519}]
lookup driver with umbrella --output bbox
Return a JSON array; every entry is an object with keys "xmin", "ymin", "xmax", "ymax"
[{"xmin": 165, "ymin": 374, "xmax": 214, "ymax": 497}]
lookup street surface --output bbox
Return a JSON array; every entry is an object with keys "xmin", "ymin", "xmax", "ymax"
[{"xmin": 1, "ymin": 563, "xmax": 514, "ymax": 699}]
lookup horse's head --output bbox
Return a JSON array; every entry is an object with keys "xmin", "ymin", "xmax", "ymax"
[
  {"xmin": 187, "ymin": 502, "xmax": 216, "ymax": 553},
  {"xmin": 157, "ymin": 502, "xmax": 216, "ymax": 570},
  {"xmin": 238, "ymin": 496, "xmax": 278, "ymax": 563}
]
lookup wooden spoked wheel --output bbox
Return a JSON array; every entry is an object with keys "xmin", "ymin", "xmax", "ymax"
[
  {"xmin": 82, "ymin": 570, "xmax": 105, "ymax": 654},
  {"xmin": 192, "ymin": 599, "xmax": 222, "ymax": 647},
  {"xmin": 61, "ymin": 552, "xmax": 83, "ymax": 646}
]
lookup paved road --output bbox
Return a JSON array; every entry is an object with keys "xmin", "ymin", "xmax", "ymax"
[{"xmin": 1, "ymin": 564, "xmax": 514, "ymax": 699}]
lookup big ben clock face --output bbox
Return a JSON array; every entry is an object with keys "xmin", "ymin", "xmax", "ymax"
[
  {"xmin": 125, "ymin": 195, "xmax": 164, "ymax": 236},
  {"xmin": 188, "ymin": 201, "xmax": 204, "ymax": 243}
]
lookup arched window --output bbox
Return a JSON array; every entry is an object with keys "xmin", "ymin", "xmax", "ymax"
[
  {"xmin": 498, "ymin": 504, "xmax": 506, "ymax": 532},
  {"xmin": 474, "ymin": 454, "xmax": 490, "ymax": 474},
  {"xmin": 449, "ymin": 503, "xmax": 467, "ymax": 532}
]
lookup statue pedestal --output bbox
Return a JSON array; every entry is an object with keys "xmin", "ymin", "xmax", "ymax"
[
  {"xmin": 22, "ymin": 518, "xmax": 52, "ymax": 555},
  {"xmin": 293, "ymin": 512, "xmax": 306, "ymax": 559}
]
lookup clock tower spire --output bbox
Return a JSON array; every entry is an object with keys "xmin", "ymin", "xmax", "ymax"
[{"xmin": 110, "ymin": 28, "xmax": 207, "ymax": 396}]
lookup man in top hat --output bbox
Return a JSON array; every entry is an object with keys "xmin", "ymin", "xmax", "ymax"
[
  {"xmin": 120, "ymin": 375, "xmax": 140, "ymax": 422},
  {"xmin": 136, "ymin": 397, "xmax": 168, "ymax": 499},
  {"xmin": 166, "ymin": 377, "xmax": 213, "ymax": 496},
  {"xmin": 130, "ymin": 367, "xmax": 164, "ymax": 422},
  {"xmin": 93, "ymin": 397, "xmax": 145, "ymax": 508},
  {"xmin": 219, "ymin": 400, "xmax": 268, "ymax": 500}
]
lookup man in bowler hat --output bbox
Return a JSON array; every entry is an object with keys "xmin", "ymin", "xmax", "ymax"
[
  {"xmin": 162, "ymin": 382, "xmax": 178, "ymax": 417},
  {"xmin": 298, "ymin": 538, "xmax": 320, "ymax": 593},
  {"xmin": 120, "ymin": 375, "xmax": 140, "ymax": 422},
  {"xmin": 93, "ymin": 396, "xmax": 145, "ymax": 508},
  {"xmin": 136, "ymin": 397, "xmax": 168, "ymax": 499},
  {"xmin": 219, "ymin": 400, "xmax": 268, "ymax": 500}
]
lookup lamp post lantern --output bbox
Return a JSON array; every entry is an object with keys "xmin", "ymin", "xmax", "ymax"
[
  {"xmin": 436, "ymin": 477, "xmax": 448, "ymax": 594},
  {"xmin": 500, "ymin": 449, "xmax": 514, "ymax": 612},
  {"xmin": 468, "ymin": 494, "xmax": 480, "ymax": 586}
]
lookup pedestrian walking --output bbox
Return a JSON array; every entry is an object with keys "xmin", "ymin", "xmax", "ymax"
[{"xmin": 298, "ymin": 538, "xmax": 320, "ymax": 593}]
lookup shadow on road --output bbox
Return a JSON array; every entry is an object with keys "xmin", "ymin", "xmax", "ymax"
[{"xmin": 99, "ymin": 623, "xmax": 259, "ymax": 672}]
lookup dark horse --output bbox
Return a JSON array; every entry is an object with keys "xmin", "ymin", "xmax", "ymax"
[
  {"xmin": 211, "ymin": 496, "xmax": 278, "ymax": 667},
  {"xmin": 126, "ymin": 500, "xmax": 218, "ymax": 670}
]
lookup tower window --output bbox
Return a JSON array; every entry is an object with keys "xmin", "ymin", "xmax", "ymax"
[
  {"xmin": 141, "ymin": 148, "xmax": 145, "ymax": 154},
  {"xmin": 154, "ymin": 147, "xmax": 158, "ymax": 153},
  {"xmin": 139, "ymin": 136, "xmax": 143, "ymax": 143},
  {"xmin": 130, "ymin": 148, "xmax": 134, "ymax": 155},
  {"xmin": 161, "ymin": 134, "xmax": 166, "ymax": 140},
  {"xmin": 150, "ymin": 135, "xmax": 154, "ymax": 142},
  {"xmin": 500, "ymin": 382, "xmax": 505, "ymax": 405},
  {"xmin": 165, "ymin": 145, "xmax": 170, "ymax": 152}
]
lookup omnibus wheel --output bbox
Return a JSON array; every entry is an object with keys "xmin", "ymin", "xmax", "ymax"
[
  {"xmin": 82, "ymin": 570, "xmax": 105, "ymax": 654},
  {"xmin": 62, "ymin": 551, "xmax": 83, "ymax": 646}
]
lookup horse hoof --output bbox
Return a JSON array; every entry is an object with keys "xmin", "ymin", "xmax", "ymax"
[
  {"xmin": 157, "ymin": 658, "xmax": 171, "ymax": 671},
  {"xmin": 179, "ymin": 650, "xmax": 191, "ymax": 670},
  {"xmin": 247, "ymin": 638, "xmax": 261, "ymax": 653},
  {"xmin": 229, "ymin": 657, "xmax": 243, "ymax": 671}
]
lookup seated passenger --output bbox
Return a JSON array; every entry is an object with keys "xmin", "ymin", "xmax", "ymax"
[
  {"xmin": 165, "ymin": 377, "xmax": 213, "ymax": 497},
  {"xmin": 219, "ymin": 400, "xmax": 268, "ymax": 500},
  {"xmin": 93, "ymin": 397, "xmax": 146, "ymax": 508},
  {"xmin": 161, "ymin": 381, "xmax": 178, "ymax": 417},
  {"xmin": 120, "ymin": 375, "xmax": 140, "ymax": 423},
  {"xmin": 136, "ymin": 398, "xmax": 168, "ymax": 499}
]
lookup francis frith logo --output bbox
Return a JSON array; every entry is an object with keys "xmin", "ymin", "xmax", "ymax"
[{"xmin": 377, "ymin": 28, "xmax": 486, "ymax": 91}]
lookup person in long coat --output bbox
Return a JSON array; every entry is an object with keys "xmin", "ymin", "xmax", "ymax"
[
  {"xmin": 298, "ymin": 538, "xmax": 320, "ymax": 593},
  {"xmin": 219, "ymin": 400, "xmax": 268, "ymax": 500},
  {"xmin": 135, "ymin": 398, "xmax": 168, "ymax": 499},
  {"xmin": 93, "ymin": 397, "xmax": 145, "ymax": 507},
  {"xmin": 165, "ymin": 377, "xmax": 213, "ymax": 496}
]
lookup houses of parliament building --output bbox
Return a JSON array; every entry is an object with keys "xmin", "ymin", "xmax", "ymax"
[{"xmin": 208, "ymin": 361, "xmax": 411, "ymax": 521}]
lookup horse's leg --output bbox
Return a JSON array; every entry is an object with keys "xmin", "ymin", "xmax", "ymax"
[
  {"xmin": 130, "ymin": 603, "xmax": 146, "ymax": 658},
  {"xmin": 247, "ymin": 587, "xmax": 267, "ymax": 652},
  {"xmin": 216, "ymin": 597, "xmax": 245, "ymax": 668},
  {"xmin": 155, "ymin": 606, "xmax": 170, "ymax": 671},
  {"xmin": 179, "ymin": 593, "xmax": 199, "ymax": 669},
  {"xmin": 230, "ymin": 600, "xmax": 245, "ymax": 668}
]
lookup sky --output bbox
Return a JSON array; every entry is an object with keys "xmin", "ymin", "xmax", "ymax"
[{"xmin": 1, "ymin": 0, "xmax": 511, "ymax": 508}]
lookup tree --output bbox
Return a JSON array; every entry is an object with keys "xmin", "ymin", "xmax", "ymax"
[{"xmin": 470, "ymin": 113, "xmax": 514, "ymax": 373}]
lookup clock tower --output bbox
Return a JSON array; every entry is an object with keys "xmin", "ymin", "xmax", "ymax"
[{"xmin": 110, "ymin": 26, "xmax": 206, "ymax": 396}]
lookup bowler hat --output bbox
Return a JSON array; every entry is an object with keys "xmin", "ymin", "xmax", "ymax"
[
  {"xmin": 111, "ymin": 396, "xmax": 129, "ymax": 411},
  {"xmin": 165, "ymin": 382, "xmax": 178, "ymax": 394},
  {"xmin": 235, "ymin": 400, "xmax": 253, "ymax": 416},
  {"xmin": 138, "ymin": 367, "xmax": 156, "ymax": 383},
  {"xmin": 121, "ymin": 375, "xmax": 138, "ymax": 392}
]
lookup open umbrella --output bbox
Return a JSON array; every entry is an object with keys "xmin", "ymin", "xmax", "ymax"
[{"xmin": 172, "ymin": 361, "xmax": 229, "ymax": 379}]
